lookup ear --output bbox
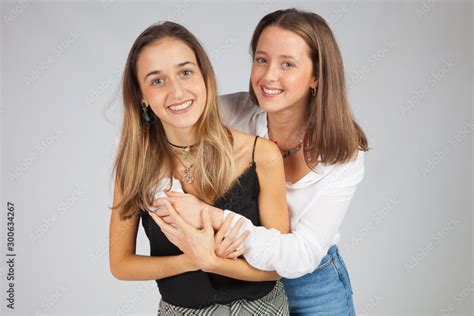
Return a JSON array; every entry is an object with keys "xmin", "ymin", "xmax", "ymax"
[{"xmin": 310, "ymin": 77, "xmax": 318, "ymax": 90}]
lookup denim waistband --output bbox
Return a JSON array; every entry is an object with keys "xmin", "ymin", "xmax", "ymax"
[{"xmin": 327, "ymin": 244, "xmax": 338, "ymax": 256}]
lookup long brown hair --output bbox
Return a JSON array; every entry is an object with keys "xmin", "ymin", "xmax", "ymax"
[
  {"xmin": 111, "ymin": 22, "xmax": 234, "ymax": 220},
  {"xmin": 249, "ymin": 8, "xmax": 368, "ymax": 167}
]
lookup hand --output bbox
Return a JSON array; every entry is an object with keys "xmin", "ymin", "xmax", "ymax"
[
  {"xmin": 214, "ymin": 214, "xmax": 250, "ymax": 259},
  {"xmin": 152, "ymin": 191, "xmax": 207, "ymax": 229},
  {"xmin": 147, "ymin": 200, "xmax": 218, "ymax": 272}
]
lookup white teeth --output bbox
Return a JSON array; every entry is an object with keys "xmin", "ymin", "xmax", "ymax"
[
  {"xmin": 169, "ymin": 100, "xmax": 193, "ymax": 111},
  {"xmin": 262, "ymin": 87, "xmax": 283, "ymax": 95}
]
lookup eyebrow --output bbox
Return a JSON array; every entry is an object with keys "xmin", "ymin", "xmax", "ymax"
[
  {"xmin": 255, "ymin": 50, "xmax": 297, "ymax": 60},
  {"xmin": 143, "ymin": 61, "xmax": 196, "ymax": 81}
]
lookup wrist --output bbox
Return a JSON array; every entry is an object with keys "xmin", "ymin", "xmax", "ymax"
[
  {"xmin": 180, "ymin": 254, "xmax": 198, "ymax": 272},
  {"xmin": 200, "ymin": 253, "xmax": 219, "ymax": 273},
  {"xmin": 208, "ymin": 206, "xmax": 224, "ymax": 230}
]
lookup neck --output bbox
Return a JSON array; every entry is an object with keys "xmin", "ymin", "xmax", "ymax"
[
  {"xmin": 164, "ymin": 127, "xmax": 198, "ymax": 147},
  {"xmin": 267, "ymin": 102, "xmax": 307, "ymax": 145}
]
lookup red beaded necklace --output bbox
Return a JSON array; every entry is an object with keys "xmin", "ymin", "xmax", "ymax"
[{"xmin": 270, "ymin": 138, "xmax": 304, "ymax": 159}]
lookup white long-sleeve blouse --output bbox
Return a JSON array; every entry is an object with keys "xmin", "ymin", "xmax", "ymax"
[{"xmin": 218, "ymin": 92, "xmax": 365, "ymax": 279}]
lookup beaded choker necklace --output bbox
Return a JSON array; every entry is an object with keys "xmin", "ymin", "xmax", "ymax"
[
  {"xmin": 270, "ymin": 138, "xmax": 303, "ymax": 159},
  {"xmin": 167, "ymin": 140, "xmax": 196, "ymax": 161}
]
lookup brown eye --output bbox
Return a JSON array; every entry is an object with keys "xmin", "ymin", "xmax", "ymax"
[
  {"xmin": 151, "ymin": 78, "xmax": 164, "ymax": 86},
  {"xmin": 180, "ymin": 70, "xmax": 193, "ymax": 77}
]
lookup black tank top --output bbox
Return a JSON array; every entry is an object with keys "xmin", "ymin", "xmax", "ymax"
[{"xmin": 140, "ymin": 136, "xmax": 276, "ymax": 308}]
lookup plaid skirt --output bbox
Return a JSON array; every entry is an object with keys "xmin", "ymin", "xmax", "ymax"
[{"xmin": 157, "ymin": 280, "xmax": 289, "ymax": 315}]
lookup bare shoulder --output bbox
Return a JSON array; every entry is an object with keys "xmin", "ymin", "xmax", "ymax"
[
  {"xmin": 228, "ymin": 128, "xmax": 256, "ymax": 154},
  {"xmin": 254, "ymin": 136, "xmax": 283, "ymax": 170},
  {"xmin": 227, "ymin": 129, "xmax": 283, "ymax": 169},
  {"xmin": 228, "ymin": 128, "xmax": 254, "ymax": 142}
]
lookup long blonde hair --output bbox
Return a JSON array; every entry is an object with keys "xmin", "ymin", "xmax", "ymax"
[
  {"xmin": 111, "ymin": 22, "xmax": 234, "ymax": 220},
  {"xmin": 249, "ymin": 9, "xmax": 368, "ymax": 167}
]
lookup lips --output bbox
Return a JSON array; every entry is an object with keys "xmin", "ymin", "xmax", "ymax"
[
  {"xmin": 261, "ymin": 86, "xmax": 284, "ymax": 96},
  {"xmin": 167, "ymin": 99, "xmax": 193, "ymax": 112}
]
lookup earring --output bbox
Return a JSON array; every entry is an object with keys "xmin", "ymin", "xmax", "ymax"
[
  {"xmin": 310, "ymin": 87, "xmax": 317, "ymax": 97},
  {"xmin": 141, "ymin": 102, "xmax": 155, "ymax": 123}
]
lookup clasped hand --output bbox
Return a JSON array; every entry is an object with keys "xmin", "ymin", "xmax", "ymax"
[{"xmin": 147, "ymin": 191, "xmax": 250, "ymax": 271}]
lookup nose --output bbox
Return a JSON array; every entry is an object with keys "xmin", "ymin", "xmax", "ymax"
[
  {"xmin": 168, "ymin": 77, "xmax": 185, "ymax": 99},
  {"xmin": 262, "ymin": 62, "xmax": 280, "ymax": 82}
]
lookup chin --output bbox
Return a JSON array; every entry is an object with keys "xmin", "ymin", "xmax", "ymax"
[{"xmin": 256, "ymin": 97, "xmax": 282, "ymax": 112}]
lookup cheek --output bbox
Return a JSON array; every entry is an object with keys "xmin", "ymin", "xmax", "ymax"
[
  {"xmin": 139, "ymin": 85, "xmax": 150, "ymax": 99},
  {"xmin": 250, "ymin": 67, "xmax": 261, "ymax": 87},
  {"xmin": 190, "ymin": 77, "xmax": 207, "ymax": 101},
  {"xmin": 147, "ymin": 94, "xmax": 168, "ymax": 115},
  {"xmin": 286, "ymin": 71, "xmax": 311, "ymax": 91},
  {"xmin": 198, "ymin": 78, "xmax": 207, "ymax": 96},
  {"xmin": 148, "ymin": 91, "xmax": 165, "ymax": 105},
  {"xmin": 199, "ymin": 84, "xmax": 207, "ymax": 102}
]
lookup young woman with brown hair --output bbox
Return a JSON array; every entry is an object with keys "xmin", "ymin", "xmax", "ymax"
[
  {"xmin": 108, "ymin": 21, "xmax": 290, "ymax": 315},
  {"xmin": 153, "ymin": 8, "xmax": 368, "ymax": 315}
]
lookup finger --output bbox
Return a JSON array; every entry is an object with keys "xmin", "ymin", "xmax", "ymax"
[
  {"xmin": 163, "ymin": 200, "xmax": 192, "ymax": 231},
  {"xmin": 152, "ymin": 198, "xmax": 168, "ymax": 207},
  {"xmin": 155, "ymin": 207, "xmax": 170, "ymax": 217},
  {"xmin": 161, "ymin": 229, "xmax": 176, "ymax": 242},
  {"xmin": 148, "ymin": 211, "xmax": 178, "ymax": 237},
  {"xmin": 216, "ymin": 235, "xmax": 233, "ymax": 256},
  {"xmin": 228, "ymin": 246, "xmax": 249, "ymax": 259},
  {"xmin": 227, "ymin": 218, "xmax": 245, "ymax": 241},
  {"xmin": 224, "ymin": 230, "xmax": 250, "ymax": 256},
  {"xmin": 217, "ymin": 221, "xmax": 244, "ymax": 256},
  {"xmin": 159, "ymin": 197, "xmax": 183, "ymax": 214},
  {"xmin": 164, "ymin": 191, "xmax": 186, "ymax": 197},
  {"xmin": 215, "ymin": 213, "xmax": 234, "ymax": 244},
  {"xmin": 162, "ymin": 231, "xmax": 182, "ymax": 250},
  {"xmin": 161, "ymin": 215, "xmax": 174, "ymax": 224},
  {"xmin": 215, "ymin": 243, "xmax": 230, "ymax": 258},
  {"xmin": 215, "ymin": 215, "xmax": 237, "ymax": 253}
]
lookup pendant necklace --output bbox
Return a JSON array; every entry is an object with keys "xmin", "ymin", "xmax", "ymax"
[
  {"xmin": 175, "ymin": 157, "xmax": 195, "ymax": 184},
  {"xmin": 167, "ymin": 140, "xmax": 197, "ymax": 184}
]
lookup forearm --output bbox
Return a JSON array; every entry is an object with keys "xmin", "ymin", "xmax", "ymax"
[
  {"xmin": 205, "ymin": 257, "xmax": 280, "ymax": 282},
  {"xmin": 111, "ymin": 254, "xmax": 196, "ymax": 281},
  {"xmin": 220, "ymin": 211, "xmax": 322, "ymax": 278}
]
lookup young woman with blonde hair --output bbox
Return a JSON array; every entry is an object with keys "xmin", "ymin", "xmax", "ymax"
[
  {"xmin": 108, "ymin": 21, "xmax": 290, "ymax": 315},
  {"xmin": 153, "ymin": 8, "xmax": 368, "ymax": 315}
]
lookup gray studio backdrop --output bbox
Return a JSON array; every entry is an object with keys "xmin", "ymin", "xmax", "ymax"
[{"xmin": 1, "ymin": 0, "xmax": 472, "ymax": 315}]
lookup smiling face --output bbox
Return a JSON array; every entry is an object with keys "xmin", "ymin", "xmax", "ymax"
[
  {"xmin": 251, "ymin": 26, "xmax": 317, "ymax": 113},
  {"xmin": 136, "ymin": 37, "xmax": 207, "ymax": 135}
]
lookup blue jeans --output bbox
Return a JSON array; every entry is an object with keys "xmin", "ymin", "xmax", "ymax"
[{"xmin": 282, "ymin": 245, "xmax": 355, "ymax": 315}]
